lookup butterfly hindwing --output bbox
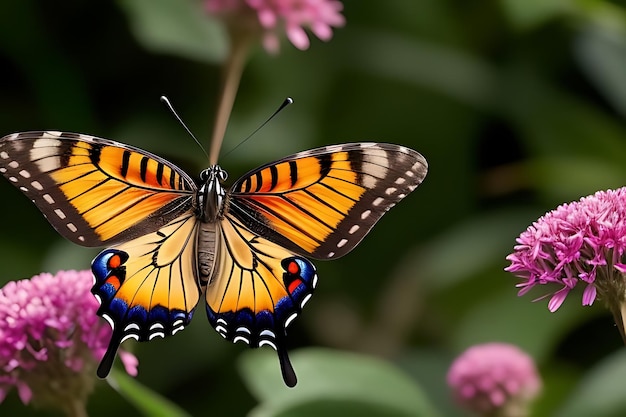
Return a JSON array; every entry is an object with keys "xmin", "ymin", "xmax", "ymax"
[
  {"xmin": 205, "ymin": 214, "xmax": 317, "ymax": 386},
  {"xmin": 228, "ymin": 143, "xmax": 428, "ymax": 259},
  {"xmin": 91, "ymin": 212, "xmax": 202, "ymax": 377},
  {"xmin": 0, "ymin": 131, "xmax": 196, "ymax": 246}
]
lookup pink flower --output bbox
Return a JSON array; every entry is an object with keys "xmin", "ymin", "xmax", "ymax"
[
  {"xmin": 0, "ymin": 270, "xmax": 138, "ymax": 411},
  {"xmin": 205, "ymin": 0, "xmax": 345, "ymax": 53},
  {"xmin": 447, "ymin": 343, "xmax": 541, "ymax": 417},
  {"xmin": 505, "ymin": 188, "xmax": 626, "ymax": 313}
]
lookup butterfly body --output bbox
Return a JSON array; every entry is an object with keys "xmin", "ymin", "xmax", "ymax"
[{"xmin": 0, "ymin": 131, "xmax": 427, "ymax": 387}]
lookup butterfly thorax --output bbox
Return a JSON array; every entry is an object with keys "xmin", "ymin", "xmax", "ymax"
[{"xmin": 197, "ymin": 165, "xmax": 228, "ymax": 223}]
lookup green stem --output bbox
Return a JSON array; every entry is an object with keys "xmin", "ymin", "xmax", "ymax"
[
  {"xmin": 209, "ymin": 30, "xmax": 251, "ymax": 165},
  {"xmin": 65, "ymin": 398, "xmax": 89, "ymax": 417}
]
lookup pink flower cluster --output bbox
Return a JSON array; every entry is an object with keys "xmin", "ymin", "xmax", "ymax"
[
  {"xmin": 506, "ymin": 188, "xmax": 626, "ymax": 312},
  {"xmin": 0, "ymin": 270, "xmax": 137, "ymax": 405},
  {"xmin": 206, "ymin": 0, "xmax": 345, "ymax": 53},
  {"xmin": 447, "ymin": 343, "xmax": 541, "ymax": 416}
]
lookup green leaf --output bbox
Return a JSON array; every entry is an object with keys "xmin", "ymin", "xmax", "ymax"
[
  {"xmin": 340, "ymin": 30, "xmax": 498, "ymax": 111},
  {"xmin": 554, "ymin": 349, "xmax": 626, "ymax": 417},
  {"xmin": 239, "ymin": 348, "xmax": 439, "ymax": 417},
  {"xmin": 116, "ymin": 0, "xmax": 227, "ymax": 63},
  {"xmin": 529, "ymin": 156, "xmax": 626, "ymax": 202},
  {"xmin": 451, "ymin": 287, "xmax": 606, "ymax": 363},
  {"xmin": 107, "ymin": 369, "xmax": 193, "ymax": 417},
  {"xmin": 575, "ymin": 24, "xmax": 626, "ymax": 118},
  {"xmin": 396, "ymin": 208, "xmax": 541, "ymax": 293},
  {"xmin": 499, "ymin": 0, "xmax": 574, "ymax": 29}
]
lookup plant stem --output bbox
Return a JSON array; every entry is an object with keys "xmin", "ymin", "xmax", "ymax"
[
  {"xmin": 209, "ymin": 31, "xmax": 250, "ymax": 165},
  {"xmin": 65, "ymin": 398, "xmax": 89, "ymax": 417}
]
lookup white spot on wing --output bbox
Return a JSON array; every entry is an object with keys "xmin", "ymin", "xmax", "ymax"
[
  {"xmin": 385, "ymin": 187, "xmax": 397, "ymax": 195},
  {"xmin": 8, "ymin": 161, "xmax": 18, "ymax": 168},
  {"xmin": 260, "ymin": 329, "xmax": 276, "ymax": 339},
  {"xmin": 67, "ymin": 223, "xmax": 78, "ymax": 232},
  {"xmin": 259, "ymin": 340, "xmax": 278, "ymax": 350},
  {"xmin": 285, "ymin": 312, "xmax": 298, "ymax": 328},
  {"xmin": 327, "ymin": 251, "xmax": 335, "ymax": 258},
  {"xmin": 361, "ymin": 209, "xmax": 371, "ymax": 219},
  {"xmin": 31, "ymin": 138, "xmax": 62, "ymax": 172},
  {"xmin": 54, "ymin": 209, "xmax": 66, "ymax": 219},
  {"xmin": 337, "ymin": 238, "xmax": 348, "ymax": 248},
  {"xmin": 124, "ymin": 323, "xmax": 140, "ymax": 332},
  {"xmin": 121, "ymin": 334, "xmax": 140, "ymax": 343},
  {"xmin": 349, "ymin": 225, "xmax": 359, "ymax": 234},
  {"xmin": 150, "ymin": 323, "xmax": 165, "ymax": 331},
  {"xmin": 0, "ymin": 151, "xmax": 8, "ymax": 159},
  {"xmin": 373, "ymin": 197, "xmax": 384, "ymax": 206},
  {"xmin": 236, "ymin": 326, "xmax": 251, "ymax": 334},
  {"xmin": 395, "ymin": 177, "xmax": 406, "ymax": 185},
  {"xmin": 233, "ymin": 335, "xmax": 250, "ymax": 345},
  {"xmin": 43, "ymin": 194, "xmax": 54, "ymax": 204},
  {"xmin": 31, "ymin": 181, "xmax": 43, "ymax": 190},
  {"xmin": 8, "ymin": 177, "xmax": 17, "ymax": 182},
  {"xmin": 149, "ymin": 332, "xmax": 165, "ymax": 340},
  {"xmin": 102, "ymin": 313, "xmax": 115, "ymax": 329},
  {"xmin": 301, "ymin": 293, "xmax": 312, "ymax": 308},
  {"xmin": 18, "ymin": 170, "xmax": 30, "ymax": 178}
]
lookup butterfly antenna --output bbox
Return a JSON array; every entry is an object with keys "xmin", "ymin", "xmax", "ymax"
[
  {"xmin": 160, "ymin": 96, "xmax": 210, "ymax": 161},
  {"xmin": 221, "ymin": 97, "xmax": 293, "ymax": 160}
]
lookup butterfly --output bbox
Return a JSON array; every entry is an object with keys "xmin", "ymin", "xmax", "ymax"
[{"xmin": 0, "ymin": 131, "xmax": 427, "ymax": 386}]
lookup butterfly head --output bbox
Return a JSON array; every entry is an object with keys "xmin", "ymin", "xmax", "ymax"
[{"xmin": 197, "ymin": 165, "xmax": 228, "ymax": 222}]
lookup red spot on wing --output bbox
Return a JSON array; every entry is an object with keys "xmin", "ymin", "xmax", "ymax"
[
  {"xmin": 288, "ymin": 278, "xmax": 302, "ymax": 295},
  {"xmin": 287, "ymin": 260, "xmax": 300, "ymax": 275},
  {"xmin": 106, "ymin": 275, "xmax": 121, "ymax": 290},
  {"xmin": 109, "ymin": 254, "xmax": 121, "ymax": 269}
]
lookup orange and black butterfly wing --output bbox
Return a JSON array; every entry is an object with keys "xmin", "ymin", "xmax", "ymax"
[
  {"xmin": 227, "ymin": 143, "xmax": 428, "ymax": 259},
  {"xmin": 0, "ymin": 131, "xmax": 196, "ymax": 246},
  {"xmin": 205, "ymin": 214, "xmax": 317, "ymax": 387},
  {"xmin": 91, "ymin": 212, "xmax": 202, "ymax": 377},
  {"xmin": 0, "ymin": 131, "xmax": 202, "ymax": 377}
]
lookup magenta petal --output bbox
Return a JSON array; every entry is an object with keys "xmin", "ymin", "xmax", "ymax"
[
  {"xmin": 615, "ymin": 263, "xmax": 626, "ymax": 273},
  {"xmin": 582, "ymin": 284, "xmax": 597, "ymax": 306},
  {"xmin": 119, "ymin": 351, "xmax": 139, "ymax": 377},
  {"xmin": 548, "ymin": 289, "xmax": 569, "ymax": 312},
  {"xmin": 286, "ymin": 25, "xmax": 310, "ymax": 50},
  {"xmin": 16, "ymin": 381, "xmax": 32, "ymax": 404}
]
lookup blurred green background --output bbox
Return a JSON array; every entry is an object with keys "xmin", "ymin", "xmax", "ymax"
[{"xmin": 1, "ymin": 0, "xmax": 626, "ymax": 416}]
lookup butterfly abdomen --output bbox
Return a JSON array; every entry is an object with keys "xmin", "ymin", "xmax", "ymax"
[{"xmin": 197, "ymin": 222, "xmax": 218, "ymax": 285}]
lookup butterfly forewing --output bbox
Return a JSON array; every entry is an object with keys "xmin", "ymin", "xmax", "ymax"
[
  {"xmin": 227, "ymin": 143, "xmax": 428, "ymax": 259},
  {"xmin": 0, "ymin": 131, "xmax": 196, "ymax": 246}
]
